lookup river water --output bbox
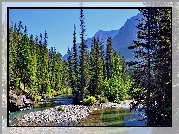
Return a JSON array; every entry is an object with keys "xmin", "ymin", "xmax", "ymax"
[
  {"xmin": 9, "ymin": 95, "xmax": 71, "ymax": 126},
  {"xmin": 6, "ymin": 95, "xmax": 147, "ymax": 128}
]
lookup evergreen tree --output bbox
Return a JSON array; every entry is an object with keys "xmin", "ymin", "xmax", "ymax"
[
  {"xmin": 79, "ymin": 8, "xmax": 88, "ymax": 102},
  {"xmin": 41, "ymin": 31, "xmax": 50, "ymax": 97},
  {"xmin": 151, "ymin": 8, "xmax": 172, "ymax": 126},
  {"xmin": 16, "ymin": 21, "xmax": 24, "ymax": 92},
  {"xmin": 96, "ymin": 38, "xmax": 104, "ymax": 96},
  {"xmin": 54, "ymin": 52, "xmax": 63, "ymax": 94},
  {"xmin": 36, "ymin": 33, "xmax": 44, "ymax": 96},
  {"xmin": 67, "ymin": 46, "xmax": 74, "ymax": 94},
  {"xmin": 9, "ymin": 21, "xmax": 66, "ymax": 101},
  {"xmin": 88, "ymin": 37, "xmax": 98, "ymax": 96},
  {"xmin": 29, "ymin": 34, "xmax": 37, "ymax": 95},
  {"xmin": 105, "ymin": 37, "xmax": 114, "ymax": 79},
  {"xmin": 9, "ymin": 22, "xmax": 18, "ymax": 88},
  {"xmin": 128, "ymin": 8, "xmax": 172, "ymax": 126},
  {"xmin": 72, "ymin": 25, "xmax": 80, "ymax": 102}
]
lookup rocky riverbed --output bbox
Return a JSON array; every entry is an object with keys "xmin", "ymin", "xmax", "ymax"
[
  {"xmin": 12, "ymin": 105, "xmax": 90, "ymax": 126},
  {"xmin": 11, "ymin": 99, "xmax": 147, "ymax": 126}
]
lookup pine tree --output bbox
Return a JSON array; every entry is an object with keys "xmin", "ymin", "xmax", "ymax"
[
  {"xmin": 96, "ymin": 38, "xmax": 104, "ymax": 96},
  {"xmin": 16, "ymin": 21, "xmax": 25, "ymax": 92},
  {"xmin": 105, "ymin": 37, "xmax": 114, "ymax": 79},
  {"xmin": 9, "ymin": 22, "xmax": 18, "ymax": 88},
  {"xmin": 128, "ymin": 8, "xmax": 160, "ymax": 126},
  {"xmin": 79, "ymin": 8, "xmax": 88, "ymax": 102},
  {"xmin": 21, "ymin": 25, "xmax": 32, "ymax": 91},
  {"xmin": 152, "ymin": 8, "xmax": 172, "ymax": 126},
  {"xmin": 29, "ymin": 34, "xmax": 37, "ymax": 95},
  {"xmin": 41, "ymin": 31, "xmax": 50, "ymax": 97},
  {"xmin": 61, "ymin": 60, "xmax": 69, "ymax": 90},
  {"xmin": 67, "ymin": 46, "xmax": 74, "ymax": 94},
  {"xmin": 36, "ymin": 33, "xmax": 44, "ymax": 96},
  {"xmin": 88, "ymin": 37, "xmax": 98, "ymax": 96},
  {"xmin": 128, "ymin": 8, "xmax": 172, "ymax": 126},
  {"xmin": 54, "ymin": 51, "xmax": 63, "ymax": 95},
  {"xmin": 72, "ymin": 24, "xmax": 80, "ymax": 102}
]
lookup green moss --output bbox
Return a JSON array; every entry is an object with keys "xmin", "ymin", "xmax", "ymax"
[{"xmin": 57, "ymin": 106, "xmax": 65, "ymax": 111}]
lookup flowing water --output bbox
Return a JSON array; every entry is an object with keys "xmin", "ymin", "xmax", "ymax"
[{"xmin": 8, "ymin": 95, "xmax": 72, "ymax": 126}]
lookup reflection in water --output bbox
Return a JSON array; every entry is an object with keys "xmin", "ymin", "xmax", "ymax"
[
  {"xmin": 8, "ymin": 95, "xmax": 146, "ymax": 127},
  {"xmin": 77, "ymin": 107, "xmax": 132, "ymax": 126}
]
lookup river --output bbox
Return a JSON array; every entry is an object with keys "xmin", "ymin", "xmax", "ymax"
[{"xmin": 5, "ymin": 95, "xmax": 147, "ymax": 127}]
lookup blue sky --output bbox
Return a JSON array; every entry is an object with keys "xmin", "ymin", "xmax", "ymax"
[{"xmin": 4, "ymin": 2, "xmax": 145, "ymax": 56}]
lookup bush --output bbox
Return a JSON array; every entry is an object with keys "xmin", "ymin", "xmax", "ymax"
[
  {"xmin": 125, "ymin": 95, "xmax": 131, "ymax": 100},
  {"xmin": 98, "ymin": 95, "xmax": 108, "ymax": 103},
  {"xmin": 35, "ymin": 95, "xmax": 42, "ymax": 101},
  {"xmin": 61, "ymin": 87, "xmax": 72, "ymax": 95},
  {"xmin": 84, "ymin": 96, "xmax": 96, "ymax": 105},
  {"xmin": 16, "ymin": 87, "xmax": 23, "ymax": 95},
  {"xmin": 57, "ymin": 106, "xmax": 65, "ymax": 112},
  {"xmin": 114, "ymin": 99, "xmax": 121, "ymax": 104}
]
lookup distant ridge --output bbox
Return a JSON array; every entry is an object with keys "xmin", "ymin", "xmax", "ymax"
[{"xmin": 62, "ymin": 13, "xmax": 143, "ymax": 62}]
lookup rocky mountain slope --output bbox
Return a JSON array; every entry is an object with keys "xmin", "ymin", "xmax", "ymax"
[{"xmin": 62, "ymin": 13, "xmax": 143, "ymax": 62}]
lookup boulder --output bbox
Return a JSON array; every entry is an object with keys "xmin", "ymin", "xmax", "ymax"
[{"xmin": 9, "ymin": 89, "xmax": 34, "ymax": 112}]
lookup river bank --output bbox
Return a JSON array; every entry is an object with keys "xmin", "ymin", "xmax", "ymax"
[{"xmin": 10, "ymin": 99, "xmax": 147, "ymax": 126}]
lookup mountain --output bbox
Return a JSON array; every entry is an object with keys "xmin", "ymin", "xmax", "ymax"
[
  {"xmin": 62, "ymin": 13, "xmax": 143, "ymax": 62},
  {"xmin": 62, "ymin": 29, "xmax": 119, "ymax": 61},
  {"xmin": 112, "ymin": 13, "xmax": 143, "ymax": 61}
]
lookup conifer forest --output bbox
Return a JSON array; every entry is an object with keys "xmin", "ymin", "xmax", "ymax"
[{"xmin": 8, "ymin": 8, "xmax": 172, "ymax": 127}]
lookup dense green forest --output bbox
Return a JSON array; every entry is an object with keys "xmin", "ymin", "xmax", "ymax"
[{"xmin": 9, "ymin": 8, "xmax": 172, "ymax": 127}]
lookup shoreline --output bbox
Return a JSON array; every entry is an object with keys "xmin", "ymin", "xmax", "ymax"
[{"xmin": 10, "ymin": 99, "xmax": 147, "ymax": 126}]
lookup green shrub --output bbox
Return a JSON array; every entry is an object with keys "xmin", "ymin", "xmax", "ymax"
[
  {"xmin": 114, "ymin": 99, "xmax": 121, "ymax": 104},
  {"xmin": 35, "ymin": 95, "xmax": 42, "ymax": 101},
  {"xmin": 61, "ymin": 87, "xmax": 72, "ymax": 95},
  {"xmin": 84, "ymin": 96, "xmax": 96, "ymax": 105},
  {"xmin": 98, "ymin": 95, "xmax": 108, "ymax": 103},
  {"xmin": 125, "ymin": 95, "xmax": 131, "ymax": 100},
  {"xmin": 57, "ymin": 106, "xmax": 65, "ymax": 111},
  {"xmin": 16, "ymin": 87, "xmax": 23, "ymax": 95}
]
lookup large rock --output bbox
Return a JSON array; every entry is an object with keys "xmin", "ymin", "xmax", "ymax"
[{"xmin": 9, "ymin": 89, "xmax": 34, "ymax": 112}]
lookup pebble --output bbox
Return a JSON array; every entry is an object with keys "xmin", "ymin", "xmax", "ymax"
[
  {"xmin": 11, "ymin": 99, "xmax": 146, "ymax": 126},
  {"xmin": 12, "ymin": 104, "xmax": 91, "ymax": 126}
]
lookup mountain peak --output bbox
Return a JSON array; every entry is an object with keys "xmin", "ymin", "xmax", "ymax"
[{"xmin": 62, "ymin": 13, "xmax": 142, "ymax": 61}]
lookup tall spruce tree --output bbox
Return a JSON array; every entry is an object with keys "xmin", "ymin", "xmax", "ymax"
[
  {"xmin": 128, "ymin": 8, "xmax": 159, "ymax": 126},
  {"xmin": 106, "ymin": 37, "xmax": 114, "ymax": 79},
  {"xmin": 89, "ymin": 37, "xmax": 98, "ymax": 96},
  {"xmin": 79, "ymin": 8, "xmax": 88, "ymax": 102},
  {"xmin": 128, "ymin": 8, "xmax": 172, "ymax": 126},
  {"xmin": 67, "ymin": 46, "xmax": 74, "ymax": 94},
  {"xmin": 152, "ymin": 8, "xmax": 172, "ymax": 126},
  {"xmin": 41, "ymin": 31, "xmax": 50, "ymax": 97},
  {"xmin": 29, "ymin": 34, "xmax": 37, "ymax": 94},
  {"xmin": 72, "ymin": 24, "xmax": 80, "ymax": 102}
]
